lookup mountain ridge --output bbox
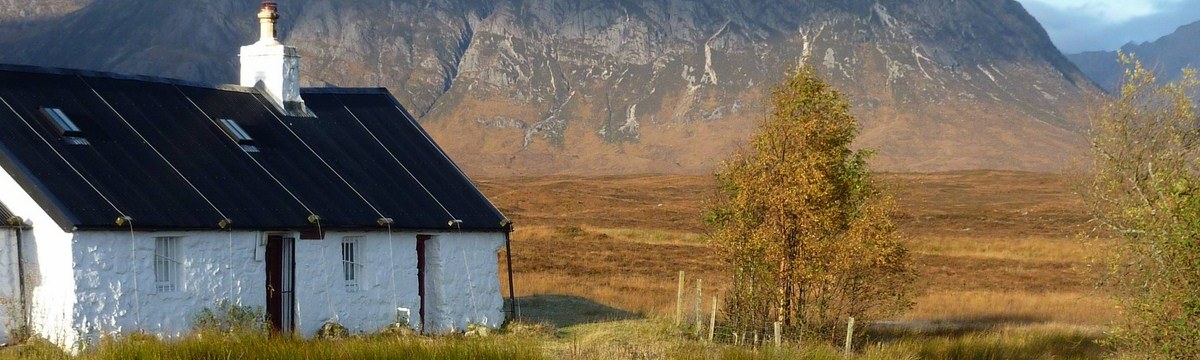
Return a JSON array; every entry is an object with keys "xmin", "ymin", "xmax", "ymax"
[
  {"xmin": 1069, "ymin": 20, "xmax": 1200, "ymax": 93},
  {"xmin": 0, "ymin": 0, "xmax": 1099, "ymax": 176}
]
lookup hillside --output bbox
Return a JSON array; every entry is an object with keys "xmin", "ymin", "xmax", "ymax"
[
  {"xmin": 0, "ymin": 0, "xmax": 1099, "ymax": 175},
  {"xmin": 1069, "ymin": 21, "xmax": 1200, "ymax": 93}
]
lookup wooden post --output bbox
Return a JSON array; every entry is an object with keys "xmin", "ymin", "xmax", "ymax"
[
  {"xmin": 694, "ymin": 279, "xmax": 703, "ymax": 336},
  {"xmin": 675, "ymin": 271, "xmax": 685, "ymax": 326},
  {"xmin": 708, "ymin": 295, "xmax": 717, "ymax": 342},
  {"xmin": 773, "ymin": 322, "xmax": 781, "ymax": 348},
  {"xmin": 843, "ymin": 317, "xmax": 855, "ymax": 356}
]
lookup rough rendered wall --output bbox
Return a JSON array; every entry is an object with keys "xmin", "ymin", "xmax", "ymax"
[
  {"xmin": 71, "ymin": 231, "xmax": 266, "ymax": 345},
  {"xmin": 0, "ymin": 166, "xmax": 76, "ymax": 349},
  {"xmin": 0, "ymin": 228, "xmax": 17, "ymax": 344},
  {"xmin": 423, "ymin": 232, "xmax": 506, "ymax": 333},
  {"xmin": 293, "ymin": 232, "xmax": 421, "ymax": 336},
  {"xmin": 47, "ymin": 228, "xmax": 505, "ymax": 345}
]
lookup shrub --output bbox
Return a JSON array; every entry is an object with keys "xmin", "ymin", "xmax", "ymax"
[
  {"xmin": 315, "ymin": 322, "xmax": 349, "ymax": 340},
  {"xmin": 191, "ymin": 299, "xmax": 268, "ymax": 335}
]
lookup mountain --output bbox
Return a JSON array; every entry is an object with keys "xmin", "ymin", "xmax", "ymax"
[
  {"xmin": 1069, "ymin": 21, "xmax": 1200, "ymax": 93},
  {"xmin": 0, "ymin": 0, "xmax": 1097, "ymax": 176}
]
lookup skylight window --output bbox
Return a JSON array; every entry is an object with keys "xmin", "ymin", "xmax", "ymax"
[
  {"xmin": 217, "ymin": 118, "xmax": 259, "ymax": 152},
  {"xmin": 39, "ymin": 107, "xmax": 82, "ymax": 136},
  {"xmin": 218, "ymin": 118, "xmax": 254, "ymax": 144}
]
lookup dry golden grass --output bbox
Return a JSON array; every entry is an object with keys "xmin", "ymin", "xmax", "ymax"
[
  {"xmin": 484, "ymin": 171, "xmax": 1116, "ymax": 332},
  {"xmin": 903, "ymin": 291, "xmax": 1117, "ymax": 326}
]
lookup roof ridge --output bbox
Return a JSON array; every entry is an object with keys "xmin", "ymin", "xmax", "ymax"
[{"xmin": 0, "ymin": 63, "xmax": 387, "ymax": 95}]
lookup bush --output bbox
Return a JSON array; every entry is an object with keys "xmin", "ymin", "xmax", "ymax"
[
  {"xmin": 191, "ymin": 299, "xmax": 268, "ymax": 335},
  {"xmin": 315, "ymin": 322, "xmax": 349, "ymax": 340}
]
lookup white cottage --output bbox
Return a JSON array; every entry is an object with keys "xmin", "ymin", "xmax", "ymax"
[{"xmin": 0, "ymin": 2, "xmax": 513, "ymax": 350}]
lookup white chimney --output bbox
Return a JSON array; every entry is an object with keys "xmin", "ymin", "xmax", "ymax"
[{"xmin": 240, "ymin": 2, "xmax": 303, "ymax": 108}]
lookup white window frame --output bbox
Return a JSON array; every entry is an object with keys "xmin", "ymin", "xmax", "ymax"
[
  {"xmin": 342, "ymin": 237, "xmax": 362, "ymax": 291},
  {"xmin": 154, "ymin": 236, "xmax": 182, "ymax": 293}
]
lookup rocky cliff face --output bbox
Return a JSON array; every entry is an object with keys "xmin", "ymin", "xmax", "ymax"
[
  {"xmin": 0, "ymin": 0, "xmax": 1098, "ymax": 175},
  {"xmin": 1069, "ymin": 21, "xmax": 1200, "ymax": 93}
]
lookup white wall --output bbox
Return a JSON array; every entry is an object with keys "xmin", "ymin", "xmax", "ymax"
[
  {"xmin": 0, "ymin": 166, "xmax": 78, "ymax": 350},
  {"xmin": 422, "ymin": 232, "xmax": 506, "ymax": 333},
  {"xmin": 71, "ymin": 231, "xmax": 265, "ymax": 345},
  {"xmin": 0, "ymin": 228, "xmax": 18, "ymax": 344},
  {"xmin": 293, "ymin": 232, "xmax": 420, "ymax": 335},
  {"xmin": 70, "ymin": 229, "xmax": 507, "ymax": 341},
  {"xmin": 290, "ymin": 231, "xmax": 507, "ymax": 336}
]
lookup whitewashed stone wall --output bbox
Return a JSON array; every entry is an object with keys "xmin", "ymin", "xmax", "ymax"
[
  {"xmin": 69, "ymin": 230, "xmax": 506, "ymax": 342},
  {"xmin": 293, "ymin": 232, "xmax": 420, "ymax": 335},
  {"xmin": 275, "ymin": 231, "xmax": 506, "ymax": 335},
  {"xmin": 1, "ymin": 164, "xmax": 78, "ymax": 350},
  {"xmin": 71, "ymin": 231, "xmax": 266, "ymax": 345},
  {"xmin": 0, "ymin": 228, "xmax": 17, "ymax": 345},
  {"xmin": 421, "ymin": 233, "xmax": 507, "ymax": 333}
]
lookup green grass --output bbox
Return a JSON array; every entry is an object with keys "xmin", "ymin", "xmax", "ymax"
[
  {"xmin": 1, "ymin": 332, "xmax": 547, "ymax": 360},
  {"xmin": 0, "ymin": 321, "xmax": 1110, "ymax": 360}
]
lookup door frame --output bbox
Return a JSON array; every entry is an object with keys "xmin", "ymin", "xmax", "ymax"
[
  {"xmin": 265, "ymin": 234, "xmax": 296, "ymax": 333},
  {"xmin": 416, "ymin": 234, "xmax": 431, "ymax": 333}
]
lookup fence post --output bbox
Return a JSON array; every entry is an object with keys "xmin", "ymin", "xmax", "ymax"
[
  {"xmin": 694, "ymin": 279, "xmax": 703, "ymax": 336},
  {"xmin": 675, "ymin": 271, "xmax": 685, "ymax": 326},
  {"xmin": 843, "ymin": 317, "xmax": 855, "ymax": 356},
  {"xmin": 773, "ymin": 321, "xmax": 781, "ymax": 348},
  {"xmin": 708, "ymin": 295, "xmax": 717, "ymax": 342}
]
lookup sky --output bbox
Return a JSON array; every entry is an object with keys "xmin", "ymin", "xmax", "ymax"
[{"xmin": 1015, "ymin": 0, "xmax": 1200, "ymax": 53}]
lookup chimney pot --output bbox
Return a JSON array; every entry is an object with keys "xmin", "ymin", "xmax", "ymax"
[{"xmin": 258, "ymin": 1, "xmax": 279, "ymax": 42}]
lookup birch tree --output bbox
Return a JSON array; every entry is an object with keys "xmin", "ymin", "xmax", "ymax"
[
  {"xmin": 1083, "ymin": 54, "xmax": 1200, "ymax": 356},
  {"xmin": 706, "ymin": 67, "xmax": 916, "ymax": 343}
]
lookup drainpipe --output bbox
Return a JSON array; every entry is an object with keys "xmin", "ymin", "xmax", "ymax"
[
  {"xmin": 502, "ymin": 220, "xmax": 519, "ymax": 321},
  {"xmin": 11, "ymin": 218, "xmax": 28, "ymax": 339}
]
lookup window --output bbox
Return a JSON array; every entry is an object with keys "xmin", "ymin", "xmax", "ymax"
[
  {"xmin": 342, "ymin": 237, "xmax": 360, "ymax": 291},
  {"xmin": 39, "ymin": 107, "xmax": 89, "ymax": 145},
  {"xmin": 216, "ymin": 118, "xmax": 259, "ymax": 152},
  {"xmin": 154, "ymin": 236, "xmax": 182, "ymax": 292},
  {"xmin": 39, "ymin": 107, "xmax": 82, "ymax": 135}
]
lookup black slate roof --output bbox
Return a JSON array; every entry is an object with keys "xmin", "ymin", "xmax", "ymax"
[{"xmin": 0, "ymin": 64, "xmax": 507, "ymax": 232}]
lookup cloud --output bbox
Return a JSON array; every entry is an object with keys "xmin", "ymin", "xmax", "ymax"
[{"xmin": 1016, "ymin": 0, "xmax": 1200, "ymax": 53}]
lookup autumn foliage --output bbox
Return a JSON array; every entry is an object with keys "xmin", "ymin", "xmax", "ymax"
[
  {"xmin": 1083, "ymin": 54, "xmax": 1200, "ymax": 356},
  {"xmin": 706, "ymin": 68, "xmax": 916, "ymax": 344}
]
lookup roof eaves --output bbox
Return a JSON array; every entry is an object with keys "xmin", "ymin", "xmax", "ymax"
[{"xmin": 0, "ymin": 142, "xmax": 82, "ymax": 232}]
